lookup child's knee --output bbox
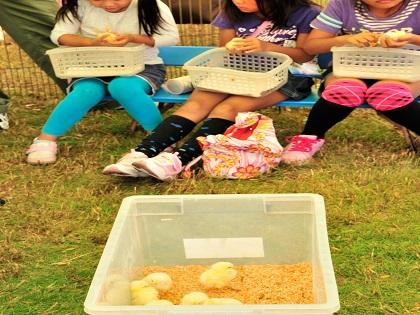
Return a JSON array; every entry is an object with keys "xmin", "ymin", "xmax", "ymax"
[
  {"xmin": 72, "ymin": 79, "xmax": 106, "ymax": 101},
  {"xmin": 321, "ymin": 79, "xmax": 368, "ymax": 107},
  {"xmin": 366, "ymin": 81, "xmax": 414, "ymax": 111},
  {"xmin": 108, "ymin": 76, "xmax": 151, "ymax": 96},
  {"xmin": 208, "ymin": 102, "xmax": 238, "ymax": 119}
]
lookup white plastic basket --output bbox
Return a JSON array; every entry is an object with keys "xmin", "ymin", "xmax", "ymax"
[
  {"xmin": 46, "ymin": 45, "xmax": 145, "ymax": 79},
  {"xmin": 332, "ymin": 45, "xmax": 420, "ymax": 82},
  {"xmin": 184, "ymin": 48, "xmax": 292, "ymax": 97}
]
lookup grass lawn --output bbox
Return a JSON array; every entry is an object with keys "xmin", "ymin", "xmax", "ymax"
[{"xmin": 0, "ymin": 96, "xmax": 419, "ymax": 315}]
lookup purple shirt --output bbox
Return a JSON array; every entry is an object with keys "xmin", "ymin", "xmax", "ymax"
[
  {"xmin": 212, "ymin": 6, "xmax": 320, "ymax": 48},
  {"xmin": 311, "ymin": 0, "xmax": 420, "ymax": 34}
]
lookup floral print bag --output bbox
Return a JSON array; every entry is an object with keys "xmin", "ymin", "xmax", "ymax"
[{"xmin": 196, "ymin": 112, "xmax": 283, "ymax": 179}]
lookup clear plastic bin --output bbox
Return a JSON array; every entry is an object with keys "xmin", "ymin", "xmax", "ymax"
[
  {"xmin": 46, "ymin": 45, "xmax": 145, "ymax": 79},
  {"xmin": 332, "ymin": 45, "xmax": 420, "ymax": 82},
  {"xmin": 184, "ymin": 48, "xmax": 292, "ymax": 97},
  {"xmin": 84, "ymin": 194, "xmax": 340, "ymax": 315}
]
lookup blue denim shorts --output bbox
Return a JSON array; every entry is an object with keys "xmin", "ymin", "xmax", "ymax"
[{"xmin": 67, "ymin": 64, "xmax": 166, "ymax": 95}]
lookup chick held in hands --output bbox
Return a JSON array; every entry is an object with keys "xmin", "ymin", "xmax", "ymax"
[
  {"xmin": 225, "ymin": 38, "xmax": 245, "ymax": 52},
  {"xmin": 97, "ymin": 32, "xmax": 118, "ymax": 43},
  {"xmin": 199, "ymin": 261, "xmax": 238, "ymax": 288},
  {"xmin": 96, "ymin": 26, "xmax": 118, "ymax": 43},
  {"xmin": 385, "ymin": 29, "xmax": 408, "ymax": 40}
]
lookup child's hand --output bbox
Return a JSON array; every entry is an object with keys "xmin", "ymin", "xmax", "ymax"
[
  {"xmin": 234, "ymin": 38, "xmax": 268, "ymax": 53},
  {"xmin": 345, "ymin": 32, "xmax": 380, "ymax": 47},
  {"xmin": 93, "ymin": 33, "xmax": 132, "ymax": 46},
  {"xmin": 97, "ymin": 32, "xmax": 118, "ymax": 43},
  {"xmin": 105, "ymin": 34, "xmax": 132, "ymax": 46},
  {"xmin": 225, "ymin": 38, "xmax": 245, "ymax": 53},
  {"xmin": 378, "ymin": 33, "xmax": 412, "ymax": 48}
]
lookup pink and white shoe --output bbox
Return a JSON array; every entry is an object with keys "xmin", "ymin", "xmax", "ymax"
[
  {"xmin": 103, "ymin": 149, "xmax": 149, "ymax": 177},
  {"xmin": 281, "ymin": 135, "xmax": 325, "ymax": 165},
  {"xmin": 26, "ymin": 138, "xmax": 58, "ymax": 165},
  {"xmin": 132, "ymin": 152, "xmax": 183, "ymax": 182}
]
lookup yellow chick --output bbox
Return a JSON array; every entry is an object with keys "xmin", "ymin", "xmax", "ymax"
[
  {"xmin": 204, "ymin": 298, "xmax": 243, "ymax": 305},
  {"xmin": 225, "ymin": 37, "xmax": 244, "ymax": 51},
  {"xmin": 180, "ymin": 291, "xmax": 209, "ymax": 305},
  {"xmin": 130, "ymin": 280, "xmax": 159, "ymax": 305},
  {"xmin": 96, "ymin": 26, "xmax": 118, "ymax": 43},
  {"xmin": 199, "ymin": 261, "xmax": 238, "ymax": 288},
  {"xmin": 143, "ymin": 272, "xmax": 173, "ymax": 291},
  {"xmin": 130, "ymin": 280, "xmax": 150, "ymax": 292},
  {"xmin": 131, "ymin": 287, "xmax": 159, "ymax": 305},
  {"xmin": 97, "ymin": 32, "xmax": 118, "ymax": 43},
  {"xmin": 103, "ymin": 280, "xmax": 131, "ymax": 305},
  {"xmin": 145, "ymin": 299, "xmax": 174, "ymax": 306},
  {"xmin": 385, "ymin": 30, "xmax": 407, "ymax": 40}
]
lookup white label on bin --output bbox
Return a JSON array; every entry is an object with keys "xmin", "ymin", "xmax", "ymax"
[{"xmin": 183, "ymin": 237, "xmax": 264, "ymax": 258}]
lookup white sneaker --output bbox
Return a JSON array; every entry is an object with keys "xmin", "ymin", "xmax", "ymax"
[
  {"xmin": 132, "ymin": 152, "xmax": 183, "ymax": 181},
  {"xmin": 103, "ymin": 150, "xmax": 149, "ymax": 177},
  {"xmin": 26, "ymin": 138, "xmax": 58, "ymax": 165},
  {"xmin": 0, "ymin": 113, "xmax": 9, "ymax": 129}
]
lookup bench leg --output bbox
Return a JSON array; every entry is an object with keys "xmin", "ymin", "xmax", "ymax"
[
  {"xmin": 128, "ymin": 119, "xmax": 139, "ymax": 134},
  {"xmin": 377, "ymin": 112, "xmax": 419, "ymax": 153}
]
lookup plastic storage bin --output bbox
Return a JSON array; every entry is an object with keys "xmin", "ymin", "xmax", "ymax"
[
  {"xmin": 84, "ymin": 194, "xmax": 339, "ymax": 315},
  {"xmin": 184, "ymin": 48, "xmax": 292, "ymax": 97},
  {"xmin": 332, "ymin": 45, "xmax": 420, "ymax": 82},
  {"xmin": 46, "ymin": 45, "xmax": 145, "ymax": 79}
]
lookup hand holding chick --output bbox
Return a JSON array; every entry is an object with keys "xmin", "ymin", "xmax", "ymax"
[
  {"xmin": 199, "ymin": 261, "xmax": 238, "ymax": 289},
  {"xmin": 97, "ymin": 31, "xmax": 118, "ymax": 43},
  {"xmin": 225, "ymin": 37, "xmax": 245, "ymax": 52},
  {"xmin": 345, "ymin": 32, "xmax": 380, "ymax": 48},
  {"xmin": 378, "ymin": 30, "xmax": 412, "ymax": 48}
]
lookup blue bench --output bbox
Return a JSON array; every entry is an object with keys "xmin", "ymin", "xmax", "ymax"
[
  {"xmin": 143, "ymin": 46, "xmax": 418, "ymax": 152},
  {"xmin": 152, "ymin": 45, "xmax": 325, "ymax": 108},
  {"xmin": 123, "ymin": 45, "xmax": 370, "ymax": 133}
]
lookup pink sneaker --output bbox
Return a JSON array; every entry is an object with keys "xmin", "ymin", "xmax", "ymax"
[
  {"xmin": 132, "ymin": 152, "xmax": 183, "ymax": 181},
  {"xmin": 26, "ymin": 138, "xmax": 58, "ymax": 165},
  {"xmin": 281, "ymin": 135, "xmax": 325, "ymax": 165},
  {"xmin": 103, "ymin": 150, "xmax": 149, "ymax": 177}
]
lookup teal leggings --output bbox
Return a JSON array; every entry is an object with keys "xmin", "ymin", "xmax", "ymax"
[{"xmin": 42, "ymin": 76, "xmax": 162, "ymax": 136}]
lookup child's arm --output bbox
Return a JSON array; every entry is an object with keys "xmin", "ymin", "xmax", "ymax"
[
  {"xmin": 379, "ymin": 33, "xmax": 420, "ymax": 48},
  {"xmin": 219, "ymin": 29, "xmax": 236, "ymax": 46},
  {"xmin": 304, "ymin": 29, "xmax": 379, "ymax": 54},
  {"xmin": 57, "ymin": 34, "xmax": 108, "ymax": 46},
  {"xmin": 51, "ymin": 5, "xmax": 111, "ymax": 47}
]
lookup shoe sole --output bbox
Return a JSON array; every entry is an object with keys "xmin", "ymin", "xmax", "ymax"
[
  {"xmin": 103, "ymin": 165, "xmax": 149, "ymax": 178},
  {"xmin": 132, "ymin": 161, "xmax": 173, "ymax": 182}
]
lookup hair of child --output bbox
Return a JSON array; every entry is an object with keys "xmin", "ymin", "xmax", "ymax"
[
  {"xmin": 223, "ymin": 0, "xmax": 316, "ymax": 30},
  {"xmin": 56, "ymin": 0, "xmax": 164, "ymax": 36}
]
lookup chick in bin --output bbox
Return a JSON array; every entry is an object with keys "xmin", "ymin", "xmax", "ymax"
[
  {"xmin": 26, "ymin": 0, "xmax": 179, "ymax": 165},
  {"xmin": 104, "ymin": 0, "xmax": 320, "ymax": 181}
]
